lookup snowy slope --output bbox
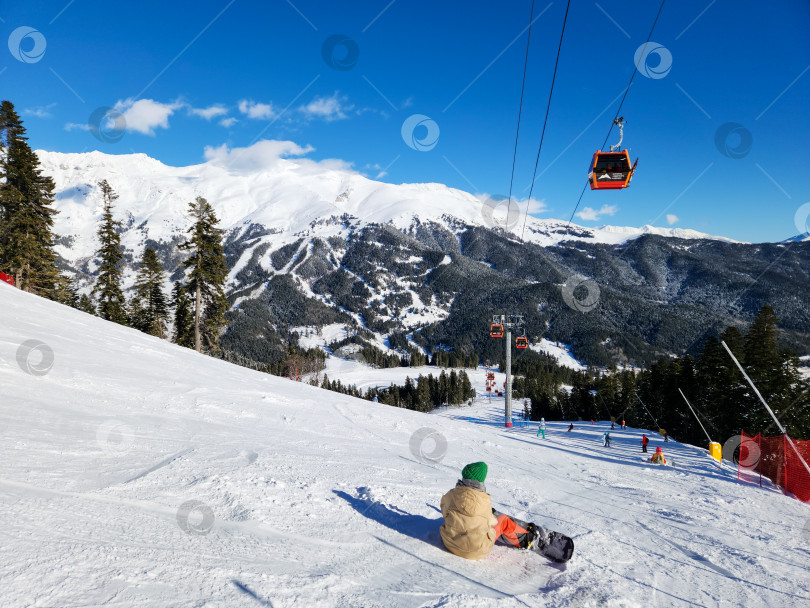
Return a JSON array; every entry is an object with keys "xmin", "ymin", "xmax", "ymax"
[
  {"xmin": 38, "ymin": 145, "xmax": 740, "ymax": 275},
  {"xmin": 1, "ymin": 285, "xmax": 809, "ymax": 607}
]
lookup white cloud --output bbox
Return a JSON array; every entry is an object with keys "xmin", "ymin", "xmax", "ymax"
[
  {"xmin": 113, "ymin": 98, "xmax": 182, "ymax": 135},
  {"xmin": 203, "ymin": 140, "xmax": 314, "ymax": 172},
  {"xmin": 64, "ymin": 122, "xmax": 90, "ymax": 132},
  {"xmin": 24, "ymin": 103, "xmax": 56, "ymax": 118},
  {"xmin": 576, "ymin": 204, "xmax": 618, "ymax": 221},
  {"xmin": 238, "ymin": 100, "xmax": 277, "ymax": 120},
  {"xmin": 666, "ymin": 214, "xmax": 679, "ymax": 225},
  {"xmin": 219, "ymin": 117, "xmax": 238, "ymax": 128},
  {"xmin": 299, "ymin": 92, "xmax": 353, "ymax": 122},
  {"xmin": 364, "ymin": 163, "xmax": 388, "ymax": 180},
  {"xmin": 189, "ymin": 104, "xmax": 228, "ymax": 120},
  {"xmin": 202, "ymin": 140, "xmax": 355, "ymax": 177},
  {"xmin": 476, "ymin": 195, "xmax": 548, "ymax": 217},
  {"xmin": 524, "ymin": 197, "xmax": 548, "ymax": 215}
]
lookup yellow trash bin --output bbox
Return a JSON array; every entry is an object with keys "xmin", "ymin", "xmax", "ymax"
[{"xmin": 709, "ymin": 442, "xmax": 722, "ymax": 461}]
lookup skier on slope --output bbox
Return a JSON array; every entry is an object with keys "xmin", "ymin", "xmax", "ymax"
[
  {"xmin": 602, "ymin": 432, "xmax": 611, "ymax": 447},
  {"xmin": 650, "ymin": 446, "xmax": 667, "ymax": 464},
  {"xmin": 439, "ymin": 462, "xmax": 573, "ymax": 562},
  {"xmin": 537, "ymin": 418, "xmax": 546, "ymax": 439},
  {"xmin": 641, "ymin": 434, "xmax": 649, "ymax": 453},
  {"xmin": 567, "ymin": 423, "xmax": 574, "ymax": 432}
]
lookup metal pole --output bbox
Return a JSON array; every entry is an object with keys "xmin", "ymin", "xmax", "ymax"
[
  {"xmin": 721, "ymin": 340, "xmax": 810, "ymax": 478},
  {"xmin": 505, "ymin": 328, "xmax": 513, "ymax": 427},
  {"xmin": 677, "ymin": 388, "xmax": 712, "ymax": 446}
]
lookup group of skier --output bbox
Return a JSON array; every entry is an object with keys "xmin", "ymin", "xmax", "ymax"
[{"xmin": 537, "ymin": 420, "xmax": 668, "ymax": 463}]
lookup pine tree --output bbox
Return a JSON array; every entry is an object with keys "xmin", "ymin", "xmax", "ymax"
[
  {"xmin": 54, "ymin": 273, "xmax": 80, "ymax": 308},
  {"xmin": 130, "ymin": 247, "xmax": 169, "ymax": 337},
  {"xmin": 92, "ymin": 180, "xmax": 128, "ymax": 325},
  {"xmin": 179, "ymin": 197, "xmax": 228, "ymax": 353},
  {"xmin": 742, "ymin": 306, "xmax": 805, "ymax": 435},
  {"xmin": 171, "ymin": 282, "xmax": 194, "ymax": 347},
  {"xmin": 0, "ymin": 100, "xmax": 61, "ymax": 296},
  {"xmin": 697, "ymin": 336, "xmax": 741, "ymax": 441},
  {"xmin": 79, "ymin": 293, "xmax": 96, "ymax": 315}
]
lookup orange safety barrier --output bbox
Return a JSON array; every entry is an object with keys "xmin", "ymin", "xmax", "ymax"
[{"xmin": 739, "ymin": 430, "xmax": 810, "ymax": 504}]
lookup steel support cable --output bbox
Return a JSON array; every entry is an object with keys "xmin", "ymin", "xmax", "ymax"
[
  {"xmin": 520, "ymin": 0, "xmax": 573, "ymax": 242},
  {"xmin": 506, "ymin": 0, "xmax": 537, "ymax": 223}
]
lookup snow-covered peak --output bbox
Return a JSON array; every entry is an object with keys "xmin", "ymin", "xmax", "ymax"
[{"xmin": 36, "ymin": 144, "xmax": 740, "ymax": 267}]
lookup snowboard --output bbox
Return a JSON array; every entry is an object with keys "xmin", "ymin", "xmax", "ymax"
[{"xmin": 529, "ymin": 524, "xmax": 574, "ymax": 563}]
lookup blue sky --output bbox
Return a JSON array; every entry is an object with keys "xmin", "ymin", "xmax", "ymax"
[{"xmin": 3, "ymin": 0, "xmax": 809, "ymax": 242}]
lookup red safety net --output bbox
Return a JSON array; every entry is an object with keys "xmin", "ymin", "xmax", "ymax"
[{"xmin": 739, "ymin": 430, "xmax": 810, "ymax": 504}]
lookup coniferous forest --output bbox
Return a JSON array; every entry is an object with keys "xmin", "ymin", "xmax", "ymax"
[{"xmin": 516, "ymin": 306, "xmax": 809, "ymax": 443}]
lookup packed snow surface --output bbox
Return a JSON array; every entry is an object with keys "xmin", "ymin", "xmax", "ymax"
[{"xmin": 1, "ymin": 284, "xmax": 808, "ymax": 607}]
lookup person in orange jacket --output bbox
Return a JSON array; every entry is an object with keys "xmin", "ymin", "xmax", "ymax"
[
  {"xmin": 650, "ymin": 446, "xmax": 667, "ymax": 464},
  {"xmin": 641, "ymin": 434, "xmax": 649, "ymax": 453}
]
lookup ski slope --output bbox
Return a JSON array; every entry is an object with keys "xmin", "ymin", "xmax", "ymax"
[{"xmin": 1, "ymin": 284, "xmax": 809, "ymax": 607}]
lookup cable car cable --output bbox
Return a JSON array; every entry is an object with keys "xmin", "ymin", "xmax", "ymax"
[
  {"xmin": 506, "ymin": 0, "xmax": 536, "ymax": 223},
  {"xmin": 564, "ymin": 0, "xmax": 668, "ymax": 233},
  {"xmin": 520, "ymin": 0, "xmax": 572, "ymax": 242}
]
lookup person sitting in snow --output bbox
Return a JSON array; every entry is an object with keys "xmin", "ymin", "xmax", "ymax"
[
  {"xmin": 650, "ymin": 446, "xmax": 667, "ymax": 464},
  {"xmin": 440, "ymin": 462, "xmax": 541, "ymax": 560},
  {"xmin": 537, "ymin": 418, "xmax": 546, "ymax": 439}
]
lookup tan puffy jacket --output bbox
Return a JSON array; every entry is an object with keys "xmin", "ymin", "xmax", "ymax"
[{"xmin": 440, "ymin": 485, "xmax": 499, "ymax": 560}]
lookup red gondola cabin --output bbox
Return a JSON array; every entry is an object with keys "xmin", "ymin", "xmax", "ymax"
[
  {"xmin": 490, "ymin": 324, "xmax": 504, "ymax": 338},
  {"xmin": 515, "ymin": 336, "xmax": 528, "ymax": 349},
  {"xmin": 588, "ymin": 150, "xmax": 637, "ymax": 190}
]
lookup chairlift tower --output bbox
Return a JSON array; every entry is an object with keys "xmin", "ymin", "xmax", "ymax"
[{"xmin": 489, "ymin": 314, "xmax": 525, "ymax": 427}]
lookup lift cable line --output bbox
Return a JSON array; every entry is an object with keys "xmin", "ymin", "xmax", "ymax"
[
  {"xmin": 505, "ymin": 0, "xmax": 536, "ymax": 225},
  {"xmin": 520, "ymin": 0, "xmax": 572, "ymax": 242},
  {"xmin": 565, "ymin": 0, "xmax": 668, "ymax": 232},
  {"xmin": 595, "ymin": 390, "xmax": 614, "ymax": 421},
  {"xmin": 634, "ymin": 392, "xmax": 661, "ymax": 430},
  {"xmin": 677, "ymin": 388, "xmax": 712, "ymax": 446}
]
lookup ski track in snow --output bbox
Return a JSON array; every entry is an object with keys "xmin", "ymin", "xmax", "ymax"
[{"xmin": 1, "ymin": 284, "xmax": 809, "ymax": 607}]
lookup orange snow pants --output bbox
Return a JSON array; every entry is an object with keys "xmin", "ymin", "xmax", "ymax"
[{"xmin": 493, "ymin": 512, "xmax": 532, "ymax": 549}]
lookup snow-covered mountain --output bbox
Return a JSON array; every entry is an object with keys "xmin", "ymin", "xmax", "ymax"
[
  {"xmin": 39, "ymin": 145, "xmax": 737, "ymax": 272},
  {"xmin": 38, "ymin": 145, "xmax": 809, "ymax": 368},
  {"xmin": 2, "ymin": 282, "xmax": 809, "ymax": 607}
]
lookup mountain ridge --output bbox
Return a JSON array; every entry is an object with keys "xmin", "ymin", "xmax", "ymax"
[{"xmin": 36, "ymin": 147, "xmax": 809, "ymax": 368}]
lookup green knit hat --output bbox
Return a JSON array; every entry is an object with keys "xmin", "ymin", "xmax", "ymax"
[{"xmin": 461, "ymin": 462, "xmax": 488, "ymax": 483}]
